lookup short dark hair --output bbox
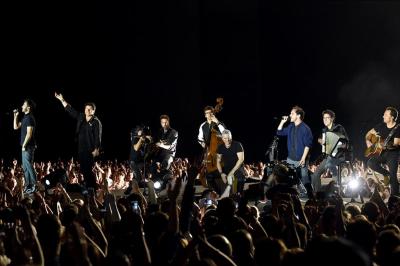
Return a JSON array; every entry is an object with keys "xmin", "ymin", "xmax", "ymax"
[
  {"xmin": 24, "ymin": 99, "xmax": 36, "ymax": 111},
  {"xmin": 160, "ymin": 114, "xmax": 170, "ymax": 121},
  {"xmin": 85, "ymin": 102, "xmax": 96, "ymax": 111},
  {"xmin": 322, "ymin": 109, "xmax": 336, "ymax": 120},
  {"xmin": 292, "ymin": 105, "xmax": 305, "ymax": 120},
  {"xmin": 386, "ymin": 107, "xmax": 398, "ymax": 121},
  {"xmin": 272, "ymin": 164, "xmax": 290, "ymax": 183},
  {"xmin": 204, "ymin": 106, "xmax": 214, "ymax": 113}
]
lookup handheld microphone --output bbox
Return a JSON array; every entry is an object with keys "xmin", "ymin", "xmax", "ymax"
[
  {"xmin": 273, "ymin": 115, "xmax": 289, "ymax": 120},
  {"xmin": 5, "ymin": 109, "xmax": 19, "ymax": 115}
]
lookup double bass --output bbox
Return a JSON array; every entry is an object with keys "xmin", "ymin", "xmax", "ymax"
[{"xmin": 199, "ymin": 98, "xmax": 224, "ymax": 187}]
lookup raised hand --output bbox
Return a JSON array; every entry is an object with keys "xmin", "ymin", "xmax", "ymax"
[{"xmin": 54, "ymin": 92, "xmax": 64, "ymax": 101}]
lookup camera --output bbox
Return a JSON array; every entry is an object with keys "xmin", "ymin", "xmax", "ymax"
[
  {"xmin": 142, "ymin": 126, "xmax": 151, "ymax": 137},
  {"xmin": 272, "ymin": 162, "xmax": 300, "ymax": 186}
]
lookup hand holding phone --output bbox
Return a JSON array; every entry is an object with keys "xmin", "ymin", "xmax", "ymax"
[{"xmin": 131, "ymin": 200, "xmax": 139, "ymax": 213}]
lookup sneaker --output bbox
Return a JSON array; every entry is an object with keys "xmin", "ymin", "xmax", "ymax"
[
  {"xmin": 25, "ymin": 186, "xmax": 36, "ymax": 194},
  {"xmin": 23, "ymin": 184, "xmax": 32, "ymax": 193}
]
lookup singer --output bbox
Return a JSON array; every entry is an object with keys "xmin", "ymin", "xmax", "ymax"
[
  {"xmin": 13, "ymin": 99, "xmax": 37, "ymax": 194},
  {"xmin": 276, "ymin": 105, "xmax": 314, "ymax": 199}
]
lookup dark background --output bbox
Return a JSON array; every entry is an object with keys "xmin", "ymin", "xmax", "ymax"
[{"xmin": 1, "ymin": 1, "xmax": 399, "ymax": 163}]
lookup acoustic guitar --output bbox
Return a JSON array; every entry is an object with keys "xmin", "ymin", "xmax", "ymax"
[
  {"xmin": 365, "ymin": 123, "xmax": 400, "ymax": 158},
  {"xmin": 364, "ymin": 134, "xmax": 385, "ymax": 158}
]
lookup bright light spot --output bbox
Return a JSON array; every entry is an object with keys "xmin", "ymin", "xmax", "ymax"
[
  {"xmin": 348, "ymin": 179, "xmax": 359, "ymax": 190},
  {"xmin": 45, "ymin": 179, "xmax": 50, "ymax": 185},
  {"xmin": 154, "ymin": 181, "xmax": 162, "ymax": 190}
]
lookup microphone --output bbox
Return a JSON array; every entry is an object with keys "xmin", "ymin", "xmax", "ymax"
[
  {"xmin": 273, "ymin": 115, "xmax": 289, "ymax": 120},
  {"xmin": 5, "ymin": 109, "xmax": 19, "ymax": 115}
]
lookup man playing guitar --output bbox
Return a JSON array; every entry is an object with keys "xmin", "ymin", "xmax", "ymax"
[{"xmin": 365, "ymin": 107, "xmax": 400, "ymax": 196}]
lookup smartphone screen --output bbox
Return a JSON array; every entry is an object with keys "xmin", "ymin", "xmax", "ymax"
[
  {"xmin": 131, "ymin": 201, "xmax": 139, "ymax": 212},
  {"xmin": 88, "ymin": 187, "xmax": 95, "ymax": 196}
]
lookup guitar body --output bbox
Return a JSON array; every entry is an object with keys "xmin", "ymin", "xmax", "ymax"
[{"xmin": 365, "ymin": 134, "xmax": 383, "ymax": 158}]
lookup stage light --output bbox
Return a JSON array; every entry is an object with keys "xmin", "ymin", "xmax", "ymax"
[
  {"xmin": 154, "ymin": 180, "xmax": 162, "ymax": 190},
  {"xmin": 348, "ymin": 179, "xmax": 359, "ymax": 190}
]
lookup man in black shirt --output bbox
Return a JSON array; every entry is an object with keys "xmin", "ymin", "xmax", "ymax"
[
  {"xmin": 129, "ymin": 125, "xmax": 152, "ymax": 181},
  {"xmin": 151, "ymin": 115, "xmax": 178, "ymax": 179},
  {"xmin": 366, "ymin": 107, "xmax": 400, "ymax": 196},
  {"xmin": 13, "ymin": 99, "xmax": 37, "ymax": 193},
  {"xmin": 55, "ymin": 92, "xmax": 102, "ymax": 189},
  {"xmin": 311, "ymin": 109, "xmax": 349, "ymax": 192},
  {"xmin": 216, "ymin": 129, "xmax": 246, "ymax": 198}
]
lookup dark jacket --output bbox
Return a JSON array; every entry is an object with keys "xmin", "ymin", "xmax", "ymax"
[
  {"xmin": 65, "ymin": 105, "xmax": 102, "ymax": 153},
  {"xmin": 277, "ymin": 122, "xmax": 313, "ymax": 161}
]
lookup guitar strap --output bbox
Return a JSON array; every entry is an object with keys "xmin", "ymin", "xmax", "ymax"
[{"xmin": 383, "ymin": 123, "xmax": 400, "ymax": 148}]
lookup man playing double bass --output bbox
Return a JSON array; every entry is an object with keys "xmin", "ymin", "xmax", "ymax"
[
  {"xmin": 198, "ymin": 106, "xmax": 226, "ymax": 148},
  {"xmin": 198, "ymin": 105, "xmax": 226, "ymax": 193},
  {"xmin": 365, "ymin": 107, "xmax": 400, "ymax": 196}
]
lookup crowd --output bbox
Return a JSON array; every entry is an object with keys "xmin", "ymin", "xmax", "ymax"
[{"xmin": 0, "ymin": 156, "xmax": 399, "ymax": 266}]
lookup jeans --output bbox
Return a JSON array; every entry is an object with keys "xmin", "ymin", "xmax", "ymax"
[
  {"xmin": 286, "ymin": 158, "xmax": 314, "ymax": 198},
  {"xmin": 78, "ymin": 151, "xmax": 96, "ymax": 189},
  {"xmin": 311, "ymin": 156, "xmax": 342, "ymax": 192},
  {"xmin": 130, "ymin": 160, "xmax": 144, "ymax": 181},
  {"xmin": 286, "ymin": 158, "xmax": 311, "ymax": 185},
  {"xmin": 367, "ymin": 150, "xmax": 399, "ymax": 196},
  {"xmin": 151, "ymin": 151, "xmax": 174, "ymax": 179},
  {"xmin": 22, "ymin": 147, "xmax": 37, "ymax": 187}
]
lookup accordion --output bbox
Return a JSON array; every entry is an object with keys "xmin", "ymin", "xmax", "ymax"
[{"xmin": 322, "ymin": 131, "xmax": 346, "ymax": 157}]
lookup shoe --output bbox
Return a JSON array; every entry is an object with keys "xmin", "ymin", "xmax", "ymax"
[
  {"xmin": 23, "ymin": 184, "xmax": 32, "ymax": 193},
  {"xmin": 25, "ymin": 186, "xmax": 36, "ymax": 194}
]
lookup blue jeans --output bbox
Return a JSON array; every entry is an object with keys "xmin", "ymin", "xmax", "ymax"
[
  {"xmin": 286, "ymin": 158, "xmax": 311, "ymax": 185},
  {"xmin": 22, "ymin": 147, "xmax": 37, "ymax": 187}
]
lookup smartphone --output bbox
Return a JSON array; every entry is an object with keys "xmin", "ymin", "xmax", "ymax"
[
  {"xmin": 206, "ymin": 199, "xmax": 212, "ymax": 206},
  {"xmin": 88, "ymin": 187, "xmax": 95, "ymax": 197},
  {"xmin": 131, "ymin": 201, "xmax": 139, "ymax": 212}
]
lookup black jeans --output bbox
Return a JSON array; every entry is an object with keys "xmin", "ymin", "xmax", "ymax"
[
  {"xmin": 78, "ymin": 151, "xmax": 96, "ymax": 189},
  {"xmin": 130, "ymin": 160, "xmax": 144, "ymax": 181},
  {"xmin": 367, "ymin": 150, "xmax": 399, "ymax": 196}
]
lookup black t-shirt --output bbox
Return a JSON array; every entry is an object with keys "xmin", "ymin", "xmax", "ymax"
[
  {"xmin": 216, "ymin": 140, "xmax": 244, "ymax": 173},
  {"xmin": 130, "ymin": 136, "xmax": 144, "ymax": 163},
  {"xmin": 373, "ymin": 123, "xmax": 400, "ymax": 150},
  {"xmin": 21, "ymin": 113, "xmax": 36, "ymax": 148},
  {"xmin": 157, "ymin": 127, "xmax": 178, "ymax": 156}
]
